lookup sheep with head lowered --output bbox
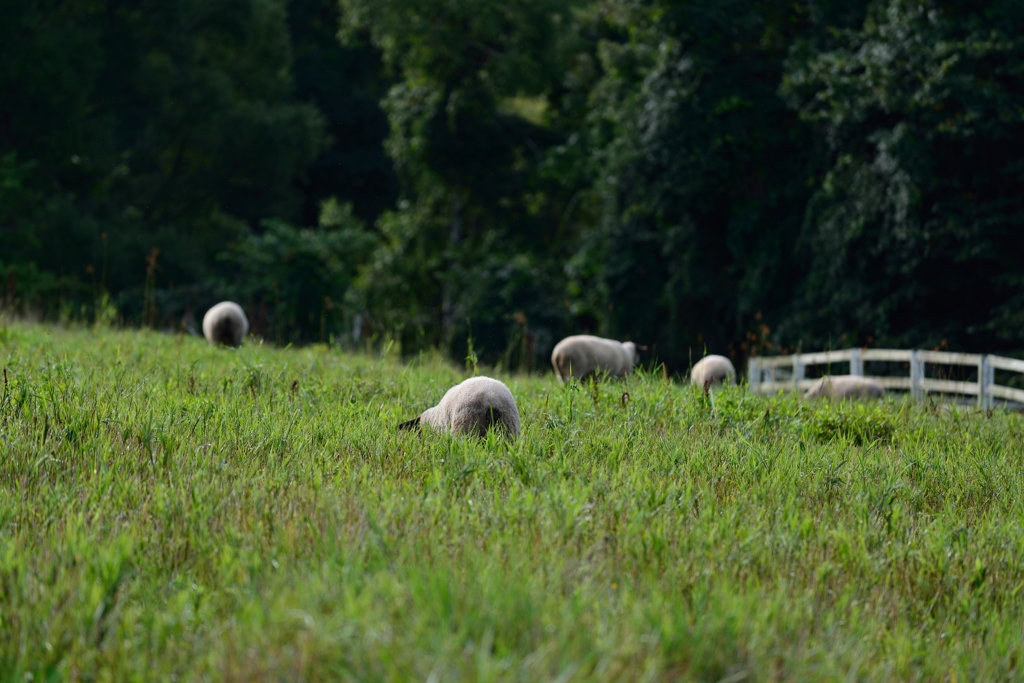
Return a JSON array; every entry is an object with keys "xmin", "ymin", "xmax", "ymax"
[
  {"xmin": 550, "ymin": 335, "xmax": 639, "ymax": 383},
  {"xmin": 804, "ymin": 375, "xmax": 886, "ymax": 400},
  {"xmin": 690, "ymin": 354, "xmax": 735, "ymax": 389},
  {"xmin": 202, "ymin": 301, "xmax": 249, "ymax": 348},
  {"xmin": 399, "ymin": 376, "xmax": 521, "ymax": 440}
]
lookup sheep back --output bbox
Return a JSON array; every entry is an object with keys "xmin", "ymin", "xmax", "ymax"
[
  {"xmin": 409, "ymin": 376, "xmax": 521, "ymax": 440},
  {"xmin": 690, "ymin": 355, "xmax": 736, "ymax": 388},
  {"xmin": 804, "ymin": 375, "xmax": 886, "ymax": 400},
  {"xmin": 202, "ymin": 301, "xmax": 249, "ymax": 347},
  {"xmin": 550, "ymin": 335, "xmax": 637, "ymax": 383}
]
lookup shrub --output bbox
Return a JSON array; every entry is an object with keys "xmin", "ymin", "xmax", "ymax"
[{"xmin": 219, "ymin": 199, "xmax": 378, "ymax": 345}]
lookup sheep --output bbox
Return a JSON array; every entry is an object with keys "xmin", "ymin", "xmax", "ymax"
[
  {"xmin": 202, "ymin": 301, "xmax": 249, "ymax": 347},
  {"xmin": 690, "ymin": 355, "xmax": 736, "ymax": 389},
  {"xmin": 550, "ymin": 335, "xmax": 639, "ymax": 383},
  {"xmin": 804, "ymin": 375, "xmax": 886, "ymax": 400},
  {"xmin": 398, "ymin": 376, "xmax": 521, "ymax": 440}
]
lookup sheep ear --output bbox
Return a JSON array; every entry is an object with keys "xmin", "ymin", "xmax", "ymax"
[{"xmin": 397, "ymin": 417, "xmax": 422, "ymax": 432}]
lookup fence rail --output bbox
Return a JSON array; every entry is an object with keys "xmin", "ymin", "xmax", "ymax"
[{"xmin": 748, "ymin": 348, "xmax": 1024, "ymax": 408}]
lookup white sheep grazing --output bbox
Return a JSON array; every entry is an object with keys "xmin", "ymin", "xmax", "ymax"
[
  {"xmin": 690, "ymin": 354, "xmax": 736, "ymax": 389},
  {"xmin": 399, "ymin": 376, "xmax": 521, "ymax": 440},
  {"xmin": 202, "ymin": 301, "xmax": 249, "ymax": 348},
  {"xmin": 550, "ymin": 335, "xmax": 639, "ymax": 383},
  {"xmin": 804, "ymin": 375, "xmax": 886, "ymax": 400}
]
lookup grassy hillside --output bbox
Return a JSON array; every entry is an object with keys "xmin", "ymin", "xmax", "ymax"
[{"xmin": 2, "ymin": 322, "xmax": 1023, "ymax": 681}]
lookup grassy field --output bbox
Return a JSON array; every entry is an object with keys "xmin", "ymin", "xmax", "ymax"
[{"xmin": 2, "ymin": 321, "xmax": 1024, "ymax": 681}]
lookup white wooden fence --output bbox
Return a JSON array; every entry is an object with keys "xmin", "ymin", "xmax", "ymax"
[{"xmin": 747, "ymin": 348, "xmax": 1024, "ymax": 409}]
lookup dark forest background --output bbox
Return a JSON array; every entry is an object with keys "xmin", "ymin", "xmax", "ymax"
[{"xmin": 2, "ymin": 0, "xmax": 1022, "ymax": 372}]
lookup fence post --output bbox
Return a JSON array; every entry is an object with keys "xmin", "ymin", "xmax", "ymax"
[
  {"xmin": 850, "ymin": 348, "xmax": 863, "ymax": 377},
  {"xmin": 978, "ymin": 356, "xmax": 985, "ymax": 409},
  {"xmin": 988, "ymin": 358, "xmax": 996, "ymax": 409},
  {"xmin": 910, "ymin": 350, "xmax": 923, "ymax": 400},
  {"xmin": 748, "ymin": 358, "xmax": 759, "ymax": 394},
  {"xmin": 980, "ymin": 355, "xmax": 993, "ymax": 409},
  {"xmin": 793, "ymin": 354, "xmax": 805, "ymax": 392}
]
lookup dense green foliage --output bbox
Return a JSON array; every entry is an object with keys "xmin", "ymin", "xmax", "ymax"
[
  {"xmin": 781, "ymin": 0, "xmax": 1024, "ymax": 350},
  {"xmin": 1, "ymin": 0, "xmax": 325, "ymax": 310},
  {"xmin": 3, "ymin": 322, "xmax": 1024, "ymax": 679},
  {"xmin": 3, "ymin": 0, "xmax": 1022, "ymax": 368},
  {"xmin": 0, "ymin": 0, "xmax": 384, "ymax": 330},
  {"xmin": 338, "ymin": 0, "xmax": 581, "ymax": 361}
]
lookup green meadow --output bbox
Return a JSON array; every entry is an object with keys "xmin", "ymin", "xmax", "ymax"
[{"xmin": 2, "ymin": 322, "xmax": 1024, "ymax": 681}]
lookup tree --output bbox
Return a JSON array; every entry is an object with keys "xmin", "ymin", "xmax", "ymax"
[
  {"xmin": 0, "ymin": 0, "xmax": 325, "ymax": 320},
  {"xmin": 781, "ymin": 0, "xmax": 1024, "ymax": 351},
  {"xmin": 563, "ymin": 0, "xmax": 847, "ymax": 370},
  {"xmin": 340, "ymin": 0, "xmax": 582, "ymax": 363},
  {"xmin": 287, "ymin": 0, "xmax": 397, "ymax": 225}
]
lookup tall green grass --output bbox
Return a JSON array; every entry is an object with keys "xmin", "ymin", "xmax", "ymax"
[{"xmin": 2, "ymin": 321, "xmax": 1023, "ymax": 681}]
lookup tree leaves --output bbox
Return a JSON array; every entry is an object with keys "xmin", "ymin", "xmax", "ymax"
[{"xmin": 782, "ymin": 0, "xmax": 1024, "ymax": 349}]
